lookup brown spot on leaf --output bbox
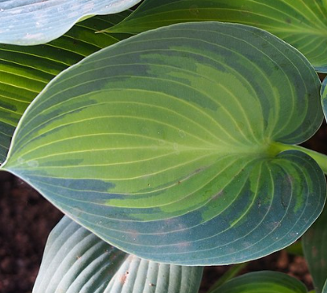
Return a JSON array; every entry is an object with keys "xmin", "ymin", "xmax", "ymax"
[{"xmin": 120, "ymin": 272, "xmax": 129, "ymax": 284}]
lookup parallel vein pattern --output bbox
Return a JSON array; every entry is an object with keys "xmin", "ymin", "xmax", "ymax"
[
  {"xmin": 33, "ymin": 216, "xmax": 127, "ymax": 293},
  {"xmin": 108, "ymin": 0, "xmax": 327, "ymax": 72},
  {"xmin": 3, "ymin": 22, "xmax": 325, "ymax": 265},
  {"xmin": 33, "ymin": 216, "xmax": 203, "ymax": 293},
  {"xmin": 0, "ymin": 0, "xmax": 140, "ymax": 45},
  {"xmin": 106, "ymin": 253, "xmax": 203, "ymax": 293},
  {"xmin": 0, "ymin": 12, "xmax": 130, "ymax": 163}
]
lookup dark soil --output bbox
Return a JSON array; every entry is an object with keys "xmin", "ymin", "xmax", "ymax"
[
  {"xmin": 0, "ymin": 173, "xmax": 63, "ymax": 293},
  {"xmin": 1, "ymin": 124, "xmax": 326, "ymax": 293}
]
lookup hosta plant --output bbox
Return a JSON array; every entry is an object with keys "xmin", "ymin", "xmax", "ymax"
[{"xmin": 1, "ymin": 0, "xmax": 327, "ymax": 292}]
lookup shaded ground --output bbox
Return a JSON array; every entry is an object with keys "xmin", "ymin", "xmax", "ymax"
[
  {"xmin": 0, "ymin": 173, "xmax": 62, "ymax": 293},
  {"xmin": 1, "ymin": 123, "xmax": 327, "ymax": 292}
]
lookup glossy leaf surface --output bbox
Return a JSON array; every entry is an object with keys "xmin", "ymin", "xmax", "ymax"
[
  {"xmin": 0, "ymin": 0, "xmax": 140, "ymax": 45},
  {"xmin": 3, "ymin": 22, "xmax": 325, "ymax": 265},
  {"xmin": 33, "ymin": 216, "xmax": 203, "ymax": 293},
  {"xmin": 303, "ymin": 204, "xmax": 327, "ymax": 293},
  {"xmin": 0, "ymin": 12, "xmax": 130, "ymax": 163},
  {"xmin": 108, "ymin": 0, "xmax": 327, "ymax": 72},
  {"xmin": 210, "ymin": 271, "xmax": 307, "ymax": 293}
]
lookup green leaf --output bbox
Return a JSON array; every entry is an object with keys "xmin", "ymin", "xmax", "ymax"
[
  {"xmin": 0, "ymin": 0, "xmax": 140, "ymax": 45},
  {"xmin": 107, "ymin": 0, "xmax": 327, "ymax": 72},
  {"xmin": 321, "ymin": 77, "xmax": 327, "ymax": 123},
  {"xmin": 33, "ymin": 216, "xmax": 127, "ymax": 293},
  {"xmin": 209, "ymin": 271, "xmax": 308, "ymax": 293},
  {"xmin": 106, "ymin": 251, "xmax": 203, "ymax": 293},
  {"xmin": 207, "ymin": 263, "xmax": 248, "ymax": 293},
  {"xmin": 0, "ymin": 12, "xmax": 131, "ymax": 163},
  {"xmin": 2, "ymin": 22, "xmax": 325, "ymax": 265},
  {"xmin": 33, "ymin": 216, "xmax": 203, "ymax": 293},
  {"xmin": 323, "ymin": 280, "xmax": 327, "ymax": 293},
  {"xmin": 303, "ymin": 204, "xmax": 327, "ymax": 293},
  {"xmin": 285, "ymin": 240, "xmax": 303, "ymax": 256}
]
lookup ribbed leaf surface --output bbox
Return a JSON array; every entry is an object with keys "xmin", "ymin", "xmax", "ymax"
[
  {"xmin": 33, "ymin": 216, "xmax": 203, "ymax": 293},
  {"xmin": 0, "ymin": 0, "xmax": 140, "ymax": 45},
  {"xmin": 210, "ymin": 271, "xmax": 307, "ymax": 293},
  {"xmin": 303, "ymin": 205, "xmax": 327, "ymax": 293},
  {"xmin": 2, "ymin": 22, "xmax": 325, "ymax": 265},
  {"xmin": 33, "ymin": 216, "xmax": 127, "ymax": 293},
  {"xmin": 108, "ymin": 0, "xmax": 327, "ymax": 72},
  {"xmin": 0, "ymin": 12, "xmax": 130, "ymax": 163},
  {"xmin": 106, "ymin": 254, "xmax": 203, "ymax": 293}
]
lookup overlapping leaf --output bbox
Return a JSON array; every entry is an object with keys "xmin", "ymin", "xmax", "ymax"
[
  {"xmin": 0, "ymin": 0, "xmax": 140, "ymax": 45},
  {"xmin": 33, "ymin": 216, "xmax": 127, "ymax": 293},
  {"xmin": 0, "ymin": 12, "xmax": 130, "ymax": 163},
  {"xmin": 2, "ymin": 22, "xmax": 325, "ymax": 265},
  {"xmin": 106, "ymin": 252, "xmax": 203, "ymax": 293},
  {"xmin": 33, "ymin": 216, "xmax": 203, "ymax": 293},
  {"xmin": 303, "ymin": 204, "xmax": 327, "ymax": 293},
  {"xmin": 207, "ymin": 263, "xmax": 248, "ymax": 293},
  {"xmin": 210, "ymin": 271, "xmax": 308, "ymax": 293},
  {"xmin": 107, "ymin": 0, "xmax": 327, "ymax": 72}
]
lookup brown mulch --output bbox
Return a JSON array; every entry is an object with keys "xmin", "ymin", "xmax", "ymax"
[{"xmin": 0, "ymin": 173, "xmax": 63, "ymax": 293}]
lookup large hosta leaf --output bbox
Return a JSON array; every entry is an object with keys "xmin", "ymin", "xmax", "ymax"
[
  {"xmin": 0, "ymin": 12, "xmax": 130, "ymax": 163},
  {"xmin": 210, "ymin": 271, "xmax": 307, "ymax": 293},
  {"xmin": 0, "ymin": 0, "xmax": 140, "ymax": 45},
  {"xmin": 33, "ymin": 216, "xmax": 203, "ymax": 293},
  {"xmin": 303, "ymin": 204, "xmax": 327, "ymax": 293},
  {"xmin": 107, "ymin": 0, "xmax": 327, "ymax": 72},
  {"xmin": 2, "ymin": 22, "xmax": 325, "ymax": 265}
]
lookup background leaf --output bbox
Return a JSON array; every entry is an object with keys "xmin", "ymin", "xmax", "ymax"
[
  {"xmin": 323, "ymin": 280, "xmax": 327, "ymax": 293},
  {"xmin": 33, "ymin": 216, "xmax": 127, "ymax": 293},
  {"xmin": 321, "ymin": 77, "xmax": 327, "ymax": 123},
  {"xmin": 303, "ymin": 204, "xmax": 327, "ymax": 293},
  {"xmin": 33, "ymin": 216, "xmax": 203, "ymax": 293},
  {"xmin": 207, "ymin": 263, "xmax": 248, "ymax": 293},
  {"xmin": 108, "ymin": 0, "xmax": 327, "ymax": 72},
  {"xmin": 2, "ymin": 22, "xmax": 325, "ymax": 265},
  {"xmin": 106, "ymin": 253, "xmax": 203, "ymax": 293},
  {"xmin": 0, "ymin": 0, "xmax": 140, "ymax": 45},
  {"xmin": 209, "ymin": 271, "xmax": 308, "ymax": 293},
  {"xmin": 0, "ymin": 12, "xmax": 131, "ymax": 163},
  {"xmin": 285, "ymin": 241, "xmax": 303, "ymax": 256}
]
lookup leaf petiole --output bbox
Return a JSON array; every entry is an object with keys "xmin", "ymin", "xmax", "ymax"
[{"xmin": 270, "ymin": 142, "xmax": 327, "ymax": 175}]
